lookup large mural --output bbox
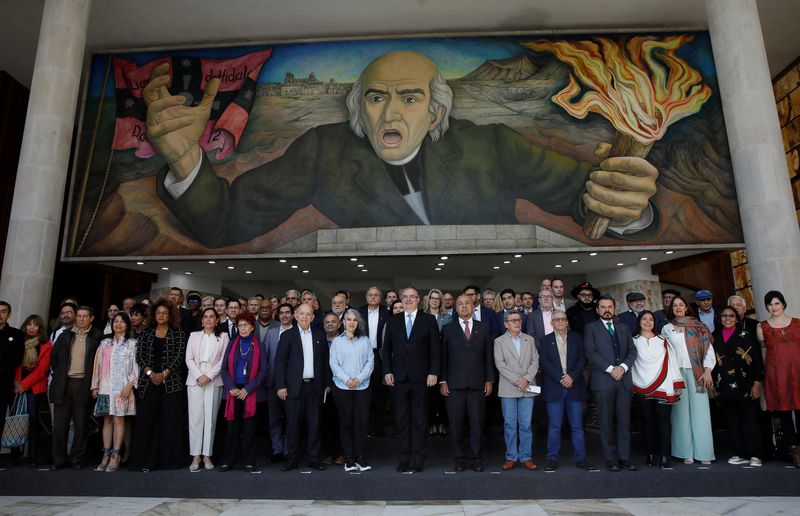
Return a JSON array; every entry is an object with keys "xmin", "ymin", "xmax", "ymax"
[{"xmin": 65, "ymin": 33, "xmax": 742, "ymax": 257}]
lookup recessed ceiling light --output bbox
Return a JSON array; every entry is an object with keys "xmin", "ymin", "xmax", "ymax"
[
  {"xmin": 440, "ymin": 256, "xmax": 448, "ymax": 260},
  {"xmin": 493, "ymin": 266, "xmax": 501, "ymax": 270},
  {"xmin": 437, "ymin": 262, "xmax": 445, "ymax": 266},
  {"xmin": 136, "ymin": 261, "xmax": 145, "ymax": 265},
  {"xmin": 245, "ymin": 270, "xmax": 252, "ymax": 274},
  {"xmin": 514, "ymin": 254, "xmax": 522, "ymax": 258},
  {"xmin": 617, "ymin": 262, "xmax": 624, "ymax": 266},
  {"xmin": 184, "ymin": 271, "xmax": 192, "ymax": 275},
  {"xmin": 227, "ymin": 266, "xmax": 235, "ymax": 270},
  {"xmin": 350, "ymin": 258, "xmax": 358, "ymax": 262},
  {"xmin": 434, "ymin": 267, "xmax": 442, "ymax": 271},
  {"xmin": 279, "ymin": 259, "xmax": 287, "ymax": 263},
  {"xmin": 589, "ymin": 252, "xmax": 598, "ymax": 256},
  {"xmin": 570, "ymin": 259, "xmax": 579, "ymax": 263},
  {"xmin": 357, "ymin": 264, "xmax": 364, "ymax": 268},
  {"xmin": 554, "ymin": 264, "xmax": 562, "ymax": 268},
  {"xmin": 361, "ymin": 269, "xmax": 368, "ymax": 272},
  {"xmin": 208, "ymin": 260, "xmax": 216, "ymax": 264},
  {"xmin": 302, "ymin": 270, "xmax": 309, "ymax": 274},
  {"xmin": 290, "ymin": 265, "xmax": 298, "ymax": 269},
  {"xmin": 640, "ymin": 257, "xmax": 648, "ymax": 261},
  {"xmin": 664, "ymin": 251, "xmax": 674, "ymax": 255},
  {"xmin": 161, "ymin": 267, "xmax": 169, "ymax": 270},
  {"xmin": 503, "ymin": 260, "xmax": 511, "ymax": 264}
]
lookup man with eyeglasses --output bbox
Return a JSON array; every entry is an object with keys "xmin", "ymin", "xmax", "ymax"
[
  {"xmin": 382, "ymin": 286, "xmax": 441, "ymax": 473},
  {"xmin": 566, "ymin": 282, "xmax": 601, "ymax": 335},
  {"xmin": 284, "ymin": 290, "xmax": 301, "ymax": 308},
  {"xmin": 539, "ymin": 310, "xmax": 592, "ymax": 471},
  {"xmin": 494, "ymin": 310, "xmax": 539, "ymax": 471},
  {"xmin": 526, "ymin": 289, "xmax": 556, "ymax": 343}
]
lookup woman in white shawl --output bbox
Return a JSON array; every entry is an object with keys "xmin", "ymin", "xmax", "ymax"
[{"xmin": 631, "ymin": 310, "xmax": 684, "ymax": 470}]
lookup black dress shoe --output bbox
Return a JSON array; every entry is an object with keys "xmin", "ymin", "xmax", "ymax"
[
  {"xmin": 544, "ymin": 460, "xmax": 558, "ymax": 472},
  {"xmin": 72, "ymin": 463, "xmax": 83, "ymax": 471},
  {"xmin": 646, "ymin": 454, "xmax": 655, "ymax": 467},
  {"xmin": 621, "ymin": 461, "xmax": 638, "ymax": 471},
  {"xmin": 281, "ymin": 461, "xmax": 297, "ymax": 471},
  {"xmin": 269, "ymin": 453, "xmax": 286, "ymax": 463},
  {"xmin": 396, "ymin": 462, "xmax": 411, "ymax": 472},
  {"xmin": 660, "ymin": 457, "xmax": 673, "ymax": 470},
  {"xmin": 472, "ymin": 461, "xmax": 484, "ymax": 472},
  {"xmin": 454, "ymin": 462, "xmax": 466, "ymax": 472},
  {"xmin": 308, "ymin": 461, "xmax": 326, "ymax": 471},
  {"xmin": 606, "ymin": 462, "xmax": 621, "ymax": 472},
  {"xmin": 411, "ymin": 463, "xmax": 424, "ymax": 473},
  {"xmin": 575, "ymin": 460, "xmax": 595, "ymax": 470},
  {"xmin": 218, "ymin": 464, "xmax": 231, "ymax": 472},
  {"xmin": 49, "ymin": 463, "xmax": 64, "ymax": 471}
]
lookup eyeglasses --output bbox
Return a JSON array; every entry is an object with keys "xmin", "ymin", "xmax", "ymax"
[
  {"xmin": 552, "ymin": 317, "xmax": 568, "ymax": 322},
  {"xmin": 578, "ymin": 293, "xmax": 593, "ymax": 297},
  {"xmin": 155, "ymin": 311, "xmax": 169, "ymax": 317},
  {"xmin": 506, "ymin": 319, "xmax": 522, "ymax": 324},
  {"xmin": 720, "ymin": 314, "xmax": 737, "ymax": 319}
]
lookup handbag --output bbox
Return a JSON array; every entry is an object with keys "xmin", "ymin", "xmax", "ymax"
[{"xmin": 1, "ymin": 393, "xmax": 30, "ymax": 448}]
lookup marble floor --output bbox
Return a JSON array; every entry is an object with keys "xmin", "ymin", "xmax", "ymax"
[{"xmin": 0, "ymin": 497, "xmax": 798, "ymax": 515}]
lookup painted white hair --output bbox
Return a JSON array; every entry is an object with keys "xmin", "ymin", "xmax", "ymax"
[{"xmin": 346, "ymin": 69, "xmax": 453, "ymax": 143}]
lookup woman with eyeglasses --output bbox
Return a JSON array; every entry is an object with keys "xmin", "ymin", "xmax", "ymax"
[
  {"xmin": 757, "ymin": 290, "xmax": 800, "ymax": 467},
  {"xmin": 661, "ymin": 296, "xmax": 715, "ymax": 465},
  {"xmin": 631, "ymin": 310, "xmax": 683, "ymax": 470},
  {"xmin": 713, "ymin": 306, "xmax": 763, "ymax": 467},
  {"xmin": 219, "ymin": 311, "xmax": 267, "ymax": 472},
  {"xmin": 128, "ymin": 298, "xmax": 187, "ymax": 471}
]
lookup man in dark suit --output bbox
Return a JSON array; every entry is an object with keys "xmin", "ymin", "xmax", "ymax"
[
  {"xmin": 584, "ymin": 296, "xmax": 638, "ymax": 472},
  {"xmin": 539, "ymin": 310, "xmax": 592, "ymax": 471},
  {"xmin": 382, "ymin": 286, "xmax": 441, "ymax": 472},
  {"xmin": 440, "ymin": 294, "xmax": 495, "ymax": 472},
  {"xmin": 168, "ymin": 287, "xmax": 194, "ymax": 335},
  {"xmin": 275, "ymin": 302, "xmax": 330, "ymax": 471},
  {"xmin": 219, "ymin": 299, "xmax": 241, "ymax": 341},
  {"xmin": 525, "ymin": 289, "xmax": 556, "ymax": 344},
  {"xmin": 358, "ymin": 286, "xmax": 390, "ymax": 437},
  {"xmin": 617, "ymin": 292, "xmax": 647, "ymax": 334},
  {"xmin": 654, "ymin": 289, "xmax": 680, "ymax": 333},
  {"xmin": 0, "ymin": 301, "xmax": 24, "ymax": 455},
  {"xmin": 49, "ymin": 306, "xmax": 103, "ymax": 470},
  {"xmin": 495, "ymin": 288, "xmax": 527, "ymax": 332},
  {"xmin": 264, "ymin": 302, "xmax": 295, "ymax": 461},
  {"xmin": 463, "ymin": 285, "xmax": 501, "ymax": 338}
]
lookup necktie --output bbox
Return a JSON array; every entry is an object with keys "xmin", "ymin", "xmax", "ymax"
[
  {"xmin": 606, "ymin": 322, "xmax": 615, "ymax": 336},
  {"xmin": 406, "ymin": 314, "xmax": 413, "ymax": 338},
  {"xmin": 463, "ymin": 319, "xmax": 471, "ymax": 339}
]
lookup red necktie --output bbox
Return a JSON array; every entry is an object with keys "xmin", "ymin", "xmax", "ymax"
[{"xmin": 464, "ymin": 320, "xmax": 471, "ymax": 339}]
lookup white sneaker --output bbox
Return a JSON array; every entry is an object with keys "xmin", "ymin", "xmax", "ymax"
[
  {"xmin": 344, "ymin": 460, "xmax": 358, "ymax": 472},
  {"xmin": 356, "ymin": 461, "xmax": 372, "ymax": 472},
  {"xmin": 728, "ymin": 456, "xmax": 748, "ymax": 465},
  {"xmin": 749, "ymin": 457, "xmax": 763, "ymax": 467}
]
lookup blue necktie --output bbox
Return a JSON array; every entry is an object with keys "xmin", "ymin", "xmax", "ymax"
[{"xmin": 406, "ymin": 313, "xmax": 413, "ymax": 338}]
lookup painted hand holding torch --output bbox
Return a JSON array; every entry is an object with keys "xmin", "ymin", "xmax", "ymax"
[{"xmin": 525, "ymin": 35, "xmax": 711, "ymax": 238}]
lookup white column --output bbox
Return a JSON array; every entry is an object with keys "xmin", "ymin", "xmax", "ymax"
[
  {"xmin": 0, "ymin": 0, "xmax": 92, "ymax": 324},
  {"xmin": 706, "ymin": 0, "xmax": 800, "ymax": 319}
]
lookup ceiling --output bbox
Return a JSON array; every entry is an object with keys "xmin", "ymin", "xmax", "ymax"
[{"xmin": 1, "ymin": 0, "xmax": 799, "ymax": 88}]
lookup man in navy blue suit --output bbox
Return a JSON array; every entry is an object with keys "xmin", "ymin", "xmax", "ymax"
[
  {"xmin": 617, "ymin": 292, "xmax": 646, "ymax": 334},
  {"xmin": 584, "ymin": 296, "xmax": 638, "ymax": 472},
  {"xmin": 382, "ymin": 287, "xmax": 441, "ymax": 472},
  {"xmin": 539, "ymin": 310, "xmax": 592, "ymax": 471}
]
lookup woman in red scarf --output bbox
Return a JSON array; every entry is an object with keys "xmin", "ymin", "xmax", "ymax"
[
  {"xmin": 219, "ymin": 312, "xmax": 267, "ymax": 472},
  {"xmin": 660, "ymin": 296, "xmax": 716, "ymax": 465}
]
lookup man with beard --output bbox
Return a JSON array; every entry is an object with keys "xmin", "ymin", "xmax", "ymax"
[
  {"xmin": 566, "ymin": 282, "xmax": 601, "ymax": 335},
  {"xmin": 550, "ymin": 278, "xmax": 569, "ymax": 312},
  {"xmin": 617, "ymin": 292, "xmax": 647, "ymax": 334}
]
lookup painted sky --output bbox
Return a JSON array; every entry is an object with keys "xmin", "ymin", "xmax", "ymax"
[{"xmin": 87, "ymin": 33, "xmax": 717, "ymax": 98}]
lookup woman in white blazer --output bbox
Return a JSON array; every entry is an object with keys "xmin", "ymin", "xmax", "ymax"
[{"xmin": 185, "ymin": 307, "xmax": 228, "ymax": 471}]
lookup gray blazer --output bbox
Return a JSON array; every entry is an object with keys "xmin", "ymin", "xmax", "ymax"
[{"xmin": 494, "ymin": 331, "xmax": 539, "ymax": 399}]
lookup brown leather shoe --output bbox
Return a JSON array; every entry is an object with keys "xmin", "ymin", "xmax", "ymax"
[
  {"xmin": 501, "ymin": 460, "xmax": 516, "ymax": 470},
  {"xmin": 522, "ymin": 460, "xmax": 538, "ymax": 470}
]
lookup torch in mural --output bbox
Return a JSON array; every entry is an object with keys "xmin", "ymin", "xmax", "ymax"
[{"xmin": 524, "ymin": 35, "xmax": 712, "ymax": 239}]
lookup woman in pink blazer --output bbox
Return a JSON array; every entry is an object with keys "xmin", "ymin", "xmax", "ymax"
[{"xmin": 185, "ymin": 307, "xmax": 228, "ymax": 471}]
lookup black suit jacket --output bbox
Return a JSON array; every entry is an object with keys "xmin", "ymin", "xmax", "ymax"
[
  {"xmin": 382, "ymin": 311, "xmax": 441, "ymax": 382},
  {"xmin": 49, "ymin": 327, "xmax": 103, "ymax": 405},
  {"xmin": 358, "ymin": 305, "xmax": 390, "ymax": 351},
  {"xmin": 583, "ymin": 318, "xmax": 637, "ymax": 392},
  {"xmin": 440, "ymin": 318, "xmax": 495, "ymax": 390},
  {"xmin": 274, "ymin": 325, "xmax": 330, "ymax": 399},
  {"xmin": 539, "ymin": 330, "xmax": 588, "ymax": 402},
  {"xmin": 0, "ymin": 324, "xmax": 25, "ymax": 390},
  {"xmin": 135, "ymin": 327, "xmax": 187, "ymax": 398}
]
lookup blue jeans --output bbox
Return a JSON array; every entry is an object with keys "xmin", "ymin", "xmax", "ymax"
[
  {"xmin": 546, "ymin": 390, "xmax": 586, "ymax": 462},
  {"xmin": 500, "ymin": 397, "xmax": 534, "ymax": 462}
]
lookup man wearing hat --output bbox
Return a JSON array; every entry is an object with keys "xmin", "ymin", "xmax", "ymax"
[
  {"xmin": 618, "ymin": 292, "xmax": 647, "ymax": 334},
  {"xmin": 693, "ymin": 290, "xmax": 720, "ymax": 333},
  {"xmin": 566, "ymin": 282, "xmax": 601, "ymax": 335},
  {"xmin": 654, "ymin": 289, "xmax": 680, "ymax": 332}
]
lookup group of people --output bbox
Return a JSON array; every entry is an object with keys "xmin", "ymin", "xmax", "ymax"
[{"xmin": 0, "ymin": 279, "xmax": 798, "ymax": 475}]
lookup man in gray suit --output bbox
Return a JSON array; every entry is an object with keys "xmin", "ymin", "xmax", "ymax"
[
  {"xmin": 583, "ymin": 295, "xmax": 638, "ymax": 472},
  {"xmin": 525, "ymin": 289, "xmax": 556, "ymax": 344},
  {"xmin": 494, "ymin": 311, "xmax": 539, "ymax": 471}
]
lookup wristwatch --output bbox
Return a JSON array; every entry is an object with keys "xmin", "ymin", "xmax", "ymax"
[{"xmin": 146, "ymin": 370, "xmax": 152, "ymax": 377}]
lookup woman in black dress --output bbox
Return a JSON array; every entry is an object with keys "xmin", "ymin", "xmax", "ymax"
[{"xmin": 129, "ymin": 298, "xmax": 187, "ymax": 471}]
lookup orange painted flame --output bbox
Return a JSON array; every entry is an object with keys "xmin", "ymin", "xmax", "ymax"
[{"xmin": 524, "ymin": 35, "xmax": 711, "ymax": 145}]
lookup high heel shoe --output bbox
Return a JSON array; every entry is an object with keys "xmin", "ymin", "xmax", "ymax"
[
  {"xmin": 95, "ymin": 448, "xmax": 112, "ymax": 471},
  {"xmin": 106, "ymin": 449, "xmax": 121, "ymax": 472}
]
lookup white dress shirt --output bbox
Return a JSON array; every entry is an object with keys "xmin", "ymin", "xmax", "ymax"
[{"xmin": 300, "ymin": 327, "xmax": 314, "ymax": 379}]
